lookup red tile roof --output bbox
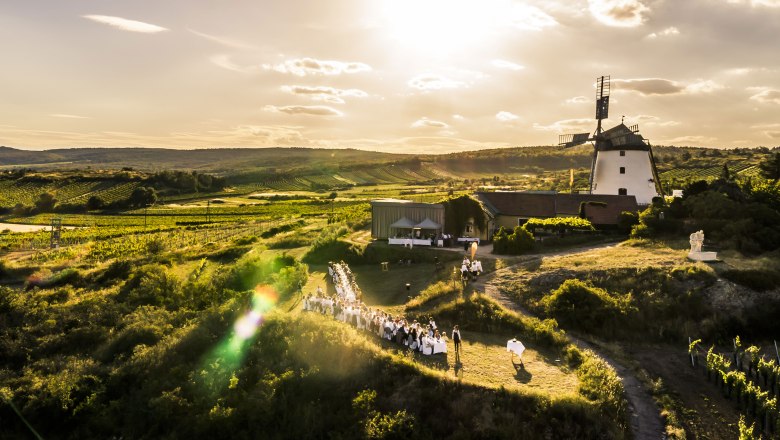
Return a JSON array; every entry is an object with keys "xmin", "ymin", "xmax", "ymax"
[{"xmin": 475, "ymin": 192, "xmax": 639, "ymax": 225}]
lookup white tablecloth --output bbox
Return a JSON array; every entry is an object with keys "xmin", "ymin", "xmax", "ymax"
[
  {"xmin": 421, "ymin": 337, "xmax": 447, "ymax": 355},
  {"xmin": 507, "ymin": 340, "xmax": 525, "ymax": 356},
  {"xmin": 457, "ymin": 237, "xmax": 480, "ymax": 243},
  {"xmin": 388, "ymin": 238, "xmax": 432, "ymax": 246}
]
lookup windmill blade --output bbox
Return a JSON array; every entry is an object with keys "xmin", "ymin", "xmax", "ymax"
[{"xmin": 558, "ymin": 132, "xmax": 591, "ymax": 148}]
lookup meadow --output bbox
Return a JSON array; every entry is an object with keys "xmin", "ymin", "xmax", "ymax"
[{"xmin": 2, "ymin": 145, "xmax": 780, "ymax": 438}]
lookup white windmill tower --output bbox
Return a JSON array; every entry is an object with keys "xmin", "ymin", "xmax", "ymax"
[{"xmin": 558, "ymin": 75, "xmax": 662, "ymax": 205}]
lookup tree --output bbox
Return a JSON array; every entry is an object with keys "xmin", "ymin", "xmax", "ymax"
[
  {"xmin": 129, "ymin": 187, "xmax": 158, "ymax": 208},
  {"xmin": 721, "ymin": 163, "xmax": 731, "ymax": 181},
  {"xmin": 87, "ymin": 195, "xmax": 106, "ymax": 211},
  {"xmin": 759, "ymin": 152, "xmax": 780, "ymax": 180},
  {"xmin": 34, "ymin": 192, "xmax": 57, "ymax": 212}
]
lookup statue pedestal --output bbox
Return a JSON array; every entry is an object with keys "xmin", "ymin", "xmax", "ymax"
[{"xmin": 688, "ymin": 251, "xmax": 718, "ymax": 262}]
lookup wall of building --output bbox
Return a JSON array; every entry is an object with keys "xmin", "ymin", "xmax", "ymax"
[
  {"xmin": 591, "ymin": 150, "xmax": 659, "ymax": 205},
  {"xmin": 371, "ymin": 203, "xmax": 445, "ymax": 239}
]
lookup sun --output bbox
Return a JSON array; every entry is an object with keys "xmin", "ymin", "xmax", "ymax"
[{"xmin": 378, "ymin": 0, "xmax": 514, "ymax": 55}]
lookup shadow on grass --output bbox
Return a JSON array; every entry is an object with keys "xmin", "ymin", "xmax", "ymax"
[{"xmin": 513, "ymin": 359, "xmax": 532, "ymax": 383}]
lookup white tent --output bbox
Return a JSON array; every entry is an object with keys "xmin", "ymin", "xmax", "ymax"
[
  {"xmin": 390, "ymin": 217, "xmax": 416, "ymax": 229},
  {"xmin": 414, "ymin": 218, "xmax": 441, "ymax": 230}
]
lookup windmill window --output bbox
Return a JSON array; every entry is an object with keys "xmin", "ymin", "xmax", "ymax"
[
  {"xmin": 618, "ymin": 188, "xmax": 628, "ymax": 195},
  {"xmin": 620, "ymin": 150, "xmax": 625, "ymax": 156},
  {"xmin": 619, "ymin": 167, "xmax": 626, "ymax": 174}
]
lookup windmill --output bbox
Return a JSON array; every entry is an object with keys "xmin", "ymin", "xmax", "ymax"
[{"xmin": 558, "ymin": 75, "xmax": 662, "ymax": 205}]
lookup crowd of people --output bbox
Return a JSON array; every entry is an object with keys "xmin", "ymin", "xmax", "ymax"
[
  {"xmin": 460, "ymin": 256, "xmax": 483, "ymax": 282},
  {"xmin": 302, "ymin": 261, "xmax": 459, "ymax": 355}
]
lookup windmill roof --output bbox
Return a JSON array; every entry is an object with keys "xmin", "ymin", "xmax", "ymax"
[{"xmin": 597, "ymin": 123, "xmax": 650, "ymax": 151}]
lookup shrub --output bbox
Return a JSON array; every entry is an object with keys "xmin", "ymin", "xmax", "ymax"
[
  {"xmin": 721, "ymin": 268, "xmax": 780, "ymax": 291},
  {"xmin": 541, "ymin": 279, "xmax": 634, "ymax": 336},
  {"xmin": 493, "ymin": 225, "xmax": 535, "ymax": 255}
]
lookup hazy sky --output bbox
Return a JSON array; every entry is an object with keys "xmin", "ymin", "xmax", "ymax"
[{"xmin": 1, "ymin": 0, "xmax": 779, "ymax": 153}]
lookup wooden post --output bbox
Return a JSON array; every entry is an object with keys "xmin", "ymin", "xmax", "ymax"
[
  {"xmin": 689, "ymin": 337, "xmax": 695, "ymax": 368},
  {"xmin": 774, "ymin": 340, "xmax": 780, "ymax": 364}
]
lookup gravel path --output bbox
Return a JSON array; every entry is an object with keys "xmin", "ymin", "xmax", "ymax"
[{"xmin": 472, "ymin": 243, "xmax": 666, "ymax": 440}]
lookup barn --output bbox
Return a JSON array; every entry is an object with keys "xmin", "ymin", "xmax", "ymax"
[{"xmin": 370, "ymin": 199, "xmax": 445, "ymax": 243}]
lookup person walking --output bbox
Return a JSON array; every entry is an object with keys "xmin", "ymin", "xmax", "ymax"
[{"xmin": 452, "ymin": 325, "xmax": 461, "ymax": 353}]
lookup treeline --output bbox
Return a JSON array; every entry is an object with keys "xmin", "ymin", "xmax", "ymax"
[{"xmin": 0, "ymin": 170, "xmax": 225, "ymax": 214}]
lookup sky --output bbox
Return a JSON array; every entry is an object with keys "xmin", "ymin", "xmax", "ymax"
[{"xmin": 1, "ymin": 0, "xmax": 779, "ymax": 153}]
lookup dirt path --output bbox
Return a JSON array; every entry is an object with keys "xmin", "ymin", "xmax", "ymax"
[{"xmin": 472, "ymin": 243, "xmax": 666, "ymax": 440}]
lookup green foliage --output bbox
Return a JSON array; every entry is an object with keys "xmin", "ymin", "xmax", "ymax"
[
  {"xmin": 260, "ymin": 220, "xmax": 305, "ymax": 238},
  {"xmin": 35, "ymin": 192, "xmax": 57, "ymax": 212},
  {"xmin": 759, "ymin": 151, "xmax": 780, "ymax": 180},
  {"xmin": 617, "ymin": 211, "xmax": 639, "ymax": 234},
  {"xmin": 441, "ymin": 195, "xmax": 486, "ymax": 236},
  {"xmin": 523, "ymin": 217, "xmax": 595, "ymax": 233},
  {"xmin": 541, "ymin": 279, "xmax": 635, "ymax": 337},
  {"xmin": 129, "ymin": 186, "xmax": 158, "ymax": 208},
  {"xmin": 492, "ymin": 225, "xmax": 535, "ymax": 255},
  {"xmin": 721, "ymin": 268, "xmax": 780, "ymax": 291},
  {"xmin": 576, "ymin": 350, "xmax": 627, "ymax": 429},
  {"xmin": 424, "ymin": 293, "xmax": 568, "ymax": 349},
  {"xmin": 405, "ymin": 281, "xmax": 461, "ymax": 310}
]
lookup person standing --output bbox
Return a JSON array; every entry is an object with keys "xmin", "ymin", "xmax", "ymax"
[{"xmin": 452, "ymin": 325, "xmax": 461, "ymax": 353}]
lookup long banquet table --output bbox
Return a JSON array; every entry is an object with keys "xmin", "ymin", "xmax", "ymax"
[{"xmin": 388, "ymin": 238, "xmax": 432, "ymax": 246}]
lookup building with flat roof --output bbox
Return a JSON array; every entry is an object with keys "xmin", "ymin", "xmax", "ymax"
[{"xmin": 370, "ymin": 199, "xmax": 445, "ymax": 239}]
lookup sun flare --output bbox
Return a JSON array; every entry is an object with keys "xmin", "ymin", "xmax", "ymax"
[{"xmin": 378, "ymin": 0, "xmax": 515, "ymax": 54}]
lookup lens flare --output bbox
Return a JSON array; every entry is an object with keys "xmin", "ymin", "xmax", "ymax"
[{"xmin": 197, "ymin": 284, "xmax": 280, "ymax": 396}]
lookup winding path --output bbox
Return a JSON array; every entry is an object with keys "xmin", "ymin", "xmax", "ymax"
[{"xmin": 471, "ymin": 244, "xmax": 666, "ymax": 440}]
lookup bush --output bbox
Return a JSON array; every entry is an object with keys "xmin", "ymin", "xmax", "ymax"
[
  {"xmin": 541, "ymin": 279, "xmax": 634, "ymax": 336},
  {"xmin": 493, "ymin": 225, "xmax": 535, "ymax": 255},
  {"xmin": 721, "ymin": 268, "xmax": 780, "ymax": 291}
]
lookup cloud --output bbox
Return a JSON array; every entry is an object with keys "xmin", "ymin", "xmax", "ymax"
[
  {"xmin": 726, "ymin": 0, "xmax": 780, "ymax": 7},
  {"xmin": 750, "ymin": 89, "xmax": 780, "ymax": 104},
  {"xmin": 49, "ymin": 114, "xmax": 91, "ymax": 119},
  {"xmin": 491, "ymin": 59, "xmax": 525, "ymax": 71},
  {"xmin": 188, "ymin": 29, "xmax": 255, "ymax": 49},
  {"xmin": 83, "ymin": 15, "xmax": 168, "ymax": 33},
  {"xmin": 766, "ymin": 131, "xmax": 780, "ymax": 138},
  {"xmin": 588, "ymin": 0, "xmax": 650, "ymax": 27},
  {"xmin": 613, "ymin": 78, "xmax": 684, "ymax": 95},
  {"xmin": 281, "ymin": 85, "xmax": 368, "ymax": 104},
  {"xmin": 613, "ymin": 78, "xmax": 723, "ymax": 95},
  {"xmin": 236, "ymin": 125, "xmax": 309, "ymax": 145},
  {"xmin": 408, "ymin": 74, "xmax": 464, "ymax": 90},
  {"xmin": 533, "ymin": 118, "xmax": 593, "ymax": 132},
  {"xmin": 510, "ymin": 4, "xmax": 558, "ymax": 30},
  {"xmin": 496, "ymin": 111, "xmax": 520, "ymax": 122},
  {"xmin": 411, "ymin": 118, "xmax": 449, "ymax": 129},
  {"xmin": 264, "ymin": 105, "xmax": 343, "ymax": 117},
  {"xmin": 666, "ymin": 135, "xmax": 718, "ymax": 145},
  {"xmin": 647, "ymin": 26, "xmax": 680, "ymax": 39},
  {"xmin": 264, "ymin": 58, "xmax": 371, "ymax": 76},
  {"xmin": 210, "ymin": 54, "xmax": 263, "ymax": 73},
  {"xmin": 453, "ymin": 114, "xmax": 465, "ymax": 120},
  {"xmin": 685, "ymin": 79, "xmax": 724, "ymax": 94},
  {"xmin": 565, "ymin": 96, "xmax": 590, "ymax": 104}
]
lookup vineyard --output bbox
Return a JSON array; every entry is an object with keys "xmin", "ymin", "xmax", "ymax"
[
  {"xmin": 0, "ymin": 178, "xmax": 142, "ymax": 207},
  {"xmin": 691, "ymin": 338, "xmax": 780, "ymax": 438},
  {"xmin": 659, "ymin": 162, "xmax": 759, "ymax": 187}
]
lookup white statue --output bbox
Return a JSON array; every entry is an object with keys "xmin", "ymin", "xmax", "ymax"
[
  {"xmin": 689, "ymin": 230, "xmax": 704, "ymax": 254},
  {"xmin": 688, "ymin": 230, "xmax": 717, "ymax": 261}
]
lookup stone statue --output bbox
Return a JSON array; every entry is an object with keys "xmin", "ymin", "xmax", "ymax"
[
  {"xmin": 688, "ymin": 230, "xmax": 717, "ymax": 261},
  {"xmin": 689, "ymin": 230, "xmax": 704, "ymax": 254}
]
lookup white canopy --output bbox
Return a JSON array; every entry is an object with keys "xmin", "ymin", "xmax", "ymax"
[
  {"xmin": 389, "ymin": 216, "xmax": 416, "ymax": 229},
  {"xmin": 414, "ymin": 218, "xmax": 441, "ymax": 229}
]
